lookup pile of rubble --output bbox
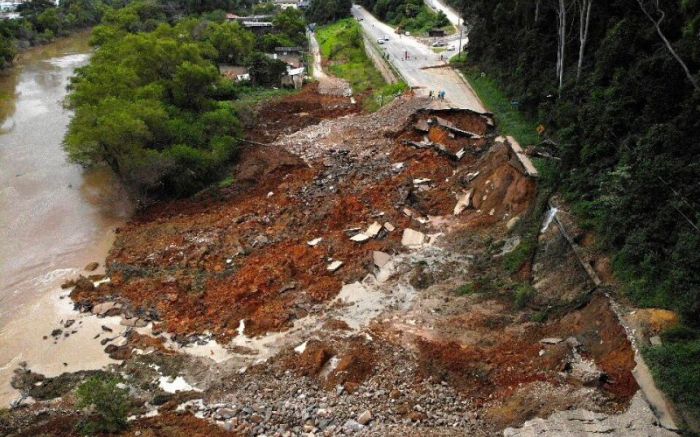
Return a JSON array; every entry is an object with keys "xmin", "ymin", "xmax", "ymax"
[{"xmin": 22, "ymin": 87, "xmax": 674, "ymax": 436}]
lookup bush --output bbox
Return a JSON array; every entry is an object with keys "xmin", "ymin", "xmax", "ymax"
[
  {"xmin": 75, "ymin": 376, "xmax": 130, "ymax": 434},
  {"xmin": 514, "ymin": 283, "xmax": 536, "ymax": 309},
  {"xmin": 644, "ymin": 340, "xmax": 700, "ymax": 425}
]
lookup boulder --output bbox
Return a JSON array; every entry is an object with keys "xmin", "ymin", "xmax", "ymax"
[
  {"xmin": 84, "ymin": 262, "xmax": 99, "ymax": 272},
  {"xmin": 372, "ymin": 251, "xmax": 391, "ymax": 268},
  {"xmin": 401, "ymin": 229, "xmax": 426, "ymax": 248}
]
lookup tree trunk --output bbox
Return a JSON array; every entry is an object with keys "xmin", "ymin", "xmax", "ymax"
[
  {"xmin": 556, "ymin": 0, "xmax": 566, "ymax": 95},
  {"xmin": 576, "ymin": 0, "xmax": 592, "ymax": 82},
  {"xmin": 635, "ymin": 0, "xmax": 699, "ymax": 92},
  {"xmin": 535, "ymin": 0, "xmax": 540, "ymax": 22}
]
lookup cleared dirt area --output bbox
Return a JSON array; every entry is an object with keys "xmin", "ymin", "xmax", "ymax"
[{"xmin": 5, "ymin": 86, "xmax": 668, "ymax": 436}]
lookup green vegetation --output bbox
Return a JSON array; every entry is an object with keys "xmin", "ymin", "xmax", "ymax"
[
  {"xmin": 317, "ymin": 18, "xmax": 386, "ymax": 93},
  {"xmin": 75, "ymin": 375, "xmax": 130, "ymax": 434},
  {"xmin": 317, "ymin": 19, "xmax": 409, "ymax": 111},
  {"xmin": 513, "ymin": 283, "xmax": 536, "ymax": 309},
  {"xmin": 357, "ymin": 0, "xmax": 450, "ymax": 35},
  {"xmin": 0, "ymin": 0, "xmax": 116, "ymax": 68},
  {"xmin": 64, "ymin": 1, "xmax": 307, "ymax": 201},
  {"xmin": 448, "ymin": 0, "xmax": 700, "ymax": 425},
  {"xmin": 645, "ymin": 337, "xmax": 700, "ymax": 426},
  {"xmin": 462, "ymin": 70, "xmax": 539, "ymax": 147},
  {"xmin": 305, "ymin": 0, "xmax": 352, "ymax": 25},
  {"xmin": 502, "ymin": 235, "xmax": 536, "ymax": 275}
]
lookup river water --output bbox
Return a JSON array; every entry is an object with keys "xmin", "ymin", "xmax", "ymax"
[{"xmin": 0, "ymin": 33, "xmax": 132, "ymax": 405}]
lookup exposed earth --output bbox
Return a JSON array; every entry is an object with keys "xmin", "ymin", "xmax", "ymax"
[{"xmin": 2, "ymin": 86, "xmax": 679, "ymax": 436}]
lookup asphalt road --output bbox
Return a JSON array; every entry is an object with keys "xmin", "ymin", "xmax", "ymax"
[{"xmin": 351, "ymin": 5, "xmax": 485, "ymax": 112}]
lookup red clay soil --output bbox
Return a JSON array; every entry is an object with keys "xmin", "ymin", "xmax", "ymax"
[
  {"xmin": 71, "ymin": 91, "xmax": 538, "ymax": 344},
  {"xmin": 414, "ymin": 293, "xmax": 638, "ymax": 409},
  {"xmin": 127, "ymin": 412, "xmax": 240, "ymax": 437},
  {"xmin": 247, "ymin": 83, "xmax": 358, "ymax": 143}
]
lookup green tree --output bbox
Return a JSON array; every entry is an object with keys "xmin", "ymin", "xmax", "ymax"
[{"xmin": 206, "ymin": 21, "xmax": 255, "ymax": 64}]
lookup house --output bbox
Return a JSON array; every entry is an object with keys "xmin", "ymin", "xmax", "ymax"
[
  {"xmin": 226, "ymin": 14, "xmax": 272, "ymax": 22},
  {"xmin": 281, "ymin": 66, "xmax": 305, "ymax": 89},
  {"xmin": 273, "ymin": 0, "xmax": 302, "ymax": 9},
  {"xmin": 241, "ymin": 20, "xmax": 275, "ymax": 35},
  {"xmin": 274, "ymin": 48, "xmax": 304, "ymax": 69}
]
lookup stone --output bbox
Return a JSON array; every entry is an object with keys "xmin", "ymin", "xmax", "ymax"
[
  {"xmin": 342, "ymin": 419, "xmax": 364, "ymax": 433},
  {"xmin": 539, "ymin": 337, "xmax": 563, "ymax": 345},
  {"xmin": 413, "ymin": 178, "xmax": 431, "ymax": 185},
  {"xmin": 506, "ymin": 216, "xmax": 520, "ymax": 230},
  {"xmin": 383, "ymin": 222, "xmax": 395, "ymax": 232},
  {"xmin": 372, "ymin": 251, "xmax": 391, "ymax": 269},
  {"xmin": 364, "ymin": 221, "xmax": 383, "ymax": 238},
  {"xmin": 84, "ymin": 262, "xmax": 99, "ymax": 271},
  {"xmin": 64, "ymin": 319, "xmax": 75, "ymax": 328},
  {"xmin": 650, "ymin": 335, "xmax": 663, "ymax": 346},
  {"xmin": 401, "ymin": 229, "xmax": 426, "ymax": 249},
  {"xmin": 101, "ymin": 325, "xmax": 113, "ymax": 332},
  {"xmin": 92, "ymin": 302, "xmax": 117, "ymax": 316},
  {"xmin": 350, "ymin": 233, "xmax": 370, "ymax": 243},
  {"xmin": 327, "ymin": 260, "xmax": 344, "ymax": 272},
  {"xmin": 453, "ymin": 189, "xmax": 473, "ymax": 215},
  {"xmin": 357, "ymin": 410, "xmax": 372, "ymax": 425},
  {"xmin": 120, "ymin": 317, "xmax": 148, "ymax": 328},
  {"xmin": 307, "ymin": 237, "xmax": 323, "ymax": 247}
]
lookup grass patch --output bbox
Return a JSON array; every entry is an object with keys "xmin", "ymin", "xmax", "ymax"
[
  {"xmin": 217, "ymin": 176, "xmax": 234, "ymax": 188},
  {"xmin": 364, "ymin": 82, "xmax": 410, "ymax": 112},
  {"xmin": 502, "ymin": 236, "xmax": 536, "ymax": 274},
  {"xmin": 316, "ymin": 18, "xmax": 386, "ymax": 94},
  {"xmin": 644, "ymin": 335, "xmax": 700, "ymax": 428},
  {"xmin": 461, "ymin": 68, "xmax": 539, "ymax": 147}
]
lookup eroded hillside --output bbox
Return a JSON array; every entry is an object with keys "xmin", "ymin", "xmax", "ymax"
[{"xmin": 6, "ymin": 87, "xmax": 677, "ymax": 436}]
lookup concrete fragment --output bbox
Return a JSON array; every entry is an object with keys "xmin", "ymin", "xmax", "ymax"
[
  {"xmin": 372, "ymin": 251, "xmax": 391, "ymax": 268},
  {"xmin": 401, "ymin": 229, "xmax": 426, "ymax": 248},
  {"xmin": 327, "ymin": 260, "xmax": 343, "ymax": 272},
  {"xmin": 307, "ymin": 237, "xmax": 323, "ymax": 247},
  {"xmin": 383, "ymin": 222, "xmax": 395, "ymax": 232},
  {"xmin": 453, "ymin": 189, "xmax": 473, "ymax": 215},
  {"xmin": 539, "ymin": 337, "xmax": 563, "ymax": 345},
  {"xmin": 350, "ymin": 233, "xmax": 370, "ymax": 243},
  {"xmin": 413, "ymin": 178, "xmax": 431, "ymax": 185},
  {"xmin": 365, "ymin": 221, "xmax": 383, "ymax": 238}
]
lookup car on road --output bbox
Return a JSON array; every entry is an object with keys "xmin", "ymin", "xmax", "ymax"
[
  {"xmin": 377, "ymin": 37, "xmax": 389, "ymax": 44},
  {"xmin": 431, "ymin": 41, "xmax": 447, "ymax": 47},
  {"xmin": 446, "ymin": 46, "xmax": 456, "ymax": 51}
]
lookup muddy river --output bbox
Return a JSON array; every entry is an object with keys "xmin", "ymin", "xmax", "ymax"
[{"xmin": 0, "ymin": 33, "xmax": 132, "ymax": 405}]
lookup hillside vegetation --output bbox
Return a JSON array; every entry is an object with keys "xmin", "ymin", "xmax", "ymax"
[{"xmin": 448, "ymin": 0, "xmax": 700, "ymax": 425}]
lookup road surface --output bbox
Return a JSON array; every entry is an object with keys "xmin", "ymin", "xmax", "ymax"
[{"xmin": 351, "ymin": 5, "xmax": 485, "ymax": 112}]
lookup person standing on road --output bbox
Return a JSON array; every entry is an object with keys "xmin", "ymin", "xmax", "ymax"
[{"xmin": 429, "ymin": 90, "xmax": 434, "ymax": 99}]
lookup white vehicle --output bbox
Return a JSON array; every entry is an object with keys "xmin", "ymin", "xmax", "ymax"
[
  {"xmin": 431, "ymin": 41, "xmax": 447, "ymax": 47},
  {"xmin": 377, "ymin": 37, "xmax": 389, "ymax": 44}
]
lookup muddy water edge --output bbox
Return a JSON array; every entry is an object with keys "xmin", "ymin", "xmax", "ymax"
[{"xmin": 0, "ymin": 32, "xmax": 132, "ymax": 406}]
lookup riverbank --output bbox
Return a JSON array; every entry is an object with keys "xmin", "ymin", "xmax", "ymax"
[{"xmin": 0, "ymin": 32, "xmax": 132, "ymax": 406}]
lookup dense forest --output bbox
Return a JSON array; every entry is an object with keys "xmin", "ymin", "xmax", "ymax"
[
  {"xmin": 64, "ymin": 0, "xmax": 306, "ymax": 199},
  {"xmin": 356, "ymin": 0, "xmax": 449, "ymax": 34},
  {"xmin": 450, "ymin": 0, "xmax": 700, "ymax": 422}
]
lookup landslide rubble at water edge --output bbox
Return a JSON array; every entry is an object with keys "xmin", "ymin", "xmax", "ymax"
[{"xmin": 5, "ymin": 88, "xmax": 678, "ymax": 436}]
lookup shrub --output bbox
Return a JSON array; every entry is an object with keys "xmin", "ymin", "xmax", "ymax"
[
  {"xmin": 75, "ymin": 376, "xmax": 130, "ymax": 435},
  {"xmin": 513, "ymin": 283, "xmax": 536, "ymax": 309}
]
